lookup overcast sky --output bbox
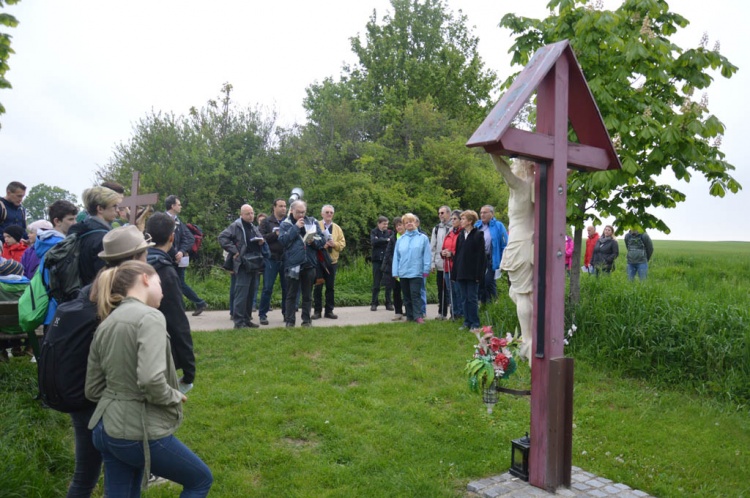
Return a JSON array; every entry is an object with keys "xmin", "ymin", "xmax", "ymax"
[{"xmin": 1, "ymin": 0, "xmax": 747, "ymax": 241}]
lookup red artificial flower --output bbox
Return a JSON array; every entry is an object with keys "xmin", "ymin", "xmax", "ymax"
[
  {"xmin": 490, "ymin": 337, "xmax": 502, "ymax": 352},
  {"xmin": 482, "ymin": 325, "xmax": 493, "ymax": 336},
  {"xmin": 494, "ymin": 353, "xmax": 510, "ymax": 370},
  {"xmin": 497, "ymin": 338, "xmax": 508, "ymax": 348}
]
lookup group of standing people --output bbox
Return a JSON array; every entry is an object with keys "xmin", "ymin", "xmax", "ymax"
[
  {"xmin": 584, "ymin": 224, "xmax": 654, "ymax": 280},
  {"xmin": 219, "ymin": 198, "xmax": 347, "ymax": 329},
  {"xmin": 371, "ymin": 204, "xmax": 509, "ymax": 332}
]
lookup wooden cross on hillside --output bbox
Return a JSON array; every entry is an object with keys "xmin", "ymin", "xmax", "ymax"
[
  {"xmin": 119, "ymin": 171, "xmax": 159, "ymax": 225},
  {"xmin": 467, "ymin": 40, "xmax": 621, "ymax": 492}
]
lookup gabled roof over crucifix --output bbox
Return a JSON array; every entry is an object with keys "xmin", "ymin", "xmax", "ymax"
[{"xmin": 467, "ymin": 39, "xmax": 621, "ymax": 171}]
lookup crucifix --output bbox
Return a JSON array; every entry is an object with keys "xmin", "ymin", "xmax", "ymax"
[
  {"xmin": 119, "ymin": 171, "xmax": 159, "ymax": 225},
  {"xmin": 467, "ymin": 40, "xmax": 621, "ymax": 491}
]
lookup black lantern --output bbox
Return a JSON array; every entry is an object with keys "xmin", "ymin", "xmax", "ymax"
[{"xmin": 509, "ymin": 433, "xmax": 530, "ymax": 481}]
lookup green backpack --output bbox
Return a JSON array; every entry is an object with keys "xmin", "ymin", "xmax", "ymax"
[{"xmin": 18, "ymin": 269, "xmax": 49, "ymax": 332}]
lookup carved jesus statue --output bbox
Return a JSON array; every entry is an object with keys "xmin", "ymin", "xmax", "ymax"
[{"xmin": 491, "ymin": 154, "xmax": 535, "ymax": 363}]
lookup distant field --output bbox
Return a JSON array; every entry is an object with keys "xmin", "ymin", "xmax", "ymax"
[{"xmin": 645, "ymin": 239, "xmax": 750, "ymax": 255}]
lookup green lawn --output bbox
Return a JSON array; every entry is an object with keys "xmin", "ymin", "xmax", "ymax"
[{"xmin": 1, "ymin": 240, "xmax": 748, "ymax": 497}]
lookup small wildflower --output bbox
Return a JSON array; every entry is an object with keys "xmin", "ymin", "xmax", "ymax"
[
  {"xmin": 713, "ymin": 40, "xmax": 721, "ymax": 53},
  {"xmin": 581, "ymin": 450, "xmax": 588, "ymax": 455},
  {"xmin": 700, "ymin": 31, "xmax": 709, "ymax": 48}
]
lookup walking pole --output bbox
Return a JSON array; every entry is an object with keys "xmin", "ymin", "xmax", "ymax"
[{"xmin": 446, "ymin": 261, "xmax": 454, "ymax": 320}]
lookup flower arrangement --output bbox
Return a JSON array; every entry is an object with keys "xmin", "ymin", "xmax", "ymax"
[{"xmin": 464, "ymin": 325, "xmax": 522, "ymax": 394}]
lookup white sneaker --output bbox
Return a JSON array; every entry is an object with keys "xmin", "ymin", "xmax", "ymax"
[
  {"xmin": 178, "ymin": 380, "xmax": 194, "ymax": 394},
  {"xmin": 148, "ymin": 474, "xmax": 168, "ymax": 486}
]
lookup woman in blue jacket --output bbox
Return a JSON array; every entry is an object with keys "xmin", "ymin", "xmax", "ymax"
[{"xmin": 392, "ymin": 213, "xmax": 431, "ymax": 323}]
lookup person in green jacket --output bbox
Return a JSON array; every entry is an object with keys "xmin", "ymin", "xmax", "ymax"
[{"xmin": 85, "ymin": 260, "xmax": 212, "ymax": 496}]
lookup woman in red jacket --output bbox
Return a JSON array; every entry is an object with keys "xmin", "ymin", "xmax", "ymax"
[{"xmin": 440, "ymin": 210, "xmax": 463, "ymax": 320}]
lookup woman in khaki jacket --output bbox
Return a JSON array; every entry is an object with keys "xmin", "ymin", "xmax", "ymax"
[{"xmin": 85, "ymin": 260, "xmax": 212, "ymax": 496}]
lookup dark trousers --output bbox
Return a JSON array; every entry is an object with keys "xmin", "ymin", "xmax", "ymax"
[
  {"xmin": 392, "ymin": 278, "xmax": 403, "ymax": 315},
  {"xmin": 478, "ymin": 254, "xmax": 497, "ymax": 304},
  {"xmin": 371, "ymin": 262, "xmax": 392, "ymax": 307},
  {"xmin": 169, "ymin": 322, "xmax": 196, "ymax": 385},
  {"xmin": 314, "ymin": 263, "xmax": 337, "ymax": 314},
  {"xmin": 68, "ymin": 407, "xmax": 102, "ymax": 498},
  {"xmin": 400, "ymin": 277, "xmax": 424, "ymax": 321},
  {"xmin": 285, "ymin": 266, "xmax": 315, "ymax": 325},
  {"xmin": 233, "ymin": 270, "xmax": 260, "ymax": 327},
  {"xmin": 435, "ymin": 270, "xmax": 449, "ymax": 317},
  {"xmin": 177, "ymin": 266, "xmax": 206, "ymax": 306},
  {"xmin": 259, "ymin": 258, "xmax": 287, "ymax": 319}
]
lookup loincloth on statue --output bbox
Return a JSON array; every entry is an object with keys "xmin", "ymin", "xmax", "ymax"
[{"xmin": 501, "ymin": 238, "xmax": 533, "ymax": 294}]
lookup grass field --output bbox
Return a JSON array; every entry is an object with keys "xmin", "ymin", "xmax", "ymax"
[{"xmin": 1, "ymin": 240, "xmax": 748, "ymax": 497}]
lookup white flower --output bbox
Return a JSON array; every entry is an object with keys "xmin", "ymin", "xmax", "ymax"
[{"xmin": 571, "ymin": 324, "xmax": 577, "ymax": 332}]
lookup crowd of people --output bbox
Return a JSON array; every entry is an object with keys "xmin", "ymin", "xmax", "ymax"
[{"xmin": 0, "ymin": 176, "xmax": 656, "ymax": 496}]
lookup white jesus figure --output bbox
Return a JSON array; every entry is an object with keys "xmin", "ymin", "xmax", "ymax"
[{"xmin": 491, "ymin": 154, "xmax": 535, "ymax": 363}]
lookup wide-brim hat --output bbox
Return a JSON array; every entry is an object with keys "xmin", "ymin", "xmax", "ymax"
[{"xmin": 98, "ymin": 225, "xmax": 154, "ymax": 261}]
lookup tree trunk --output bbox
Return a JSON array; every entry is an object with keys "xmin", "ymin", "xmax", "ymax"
[{"xmin": 568, "ymin": 198, "xmax": 587, "ymax": 305}]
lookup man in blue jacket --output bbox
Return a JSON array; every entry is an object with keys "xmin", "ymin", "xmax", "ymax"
[
  {"xmin": 475, "ymin": 205, "xmax": 508, "ymax": 304},
  {"xmin": 278, "ymin": 200, "xmax": 326, "ymax": 327}
]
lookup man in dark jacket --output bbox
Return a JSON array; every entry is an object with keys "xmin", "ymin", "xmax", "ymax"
[
  {"xmin": 146, "ymin": 213, "xmax": 196, "ymax": 393},
  {"xmin": 278, "ymin": 200, "xmax": 325, "ymax": 327},
  {"xmin": 219, "ymin": 204, "xmax": 270, "ymax": 329},
  {"xmin": 624, "ymin": 229, "xmax": 654, "ymax": 281},
  {"xmin": 370, "ymin": 216, "xmax": 393, "ymax": 311},
  {"xmin": 258, "ymin": 198, "xmax": 288, "ymax": 325},
  {"xmin": 165, "ymin": 195, "xmax": 207, "ymax": 315}
]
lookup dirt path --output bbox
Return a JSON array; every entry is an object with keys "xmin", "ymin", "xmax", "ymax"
[{"xmin": 187, "ymin": 304, "xmax": 442, "ymax": 331}]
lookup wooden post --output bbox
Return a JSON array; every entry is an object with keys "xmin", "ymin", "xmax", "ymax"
[{"xmin": 466, "ymin": 40, "xmax": 621, "ymax": 493}]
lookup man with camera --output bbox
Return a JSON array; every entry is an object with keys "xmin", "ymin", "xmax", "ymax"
[
  {"xmin": 313, "ymin": 204, "xmax": 346, "ymax": 320},
  {"xmin": 278, "ymin": 200, "xmax": 326, "ymax": 328},
  {"xmin": 219, "ymin": 204, "xmax": 269, "ymax": 329}
]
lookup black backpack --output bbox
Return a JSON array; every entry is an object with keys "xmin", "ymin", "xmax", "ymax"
[
  {"xmin": 44, "ymin": 229, "xmax": 107, "ymax": 303},
  {"xmin": 37, "ymin": 292, "xmax": 99, "ymax": 413}
]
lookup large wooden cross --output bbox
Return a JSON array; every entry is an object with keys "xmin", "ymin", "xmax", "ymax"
[
  {"xmin": 467, "ymin": 40, "xmax": 621, "ymax": 492},
  {"xmin": 119, "ymin": 171, "xmax": 159, "ymax": 225}
]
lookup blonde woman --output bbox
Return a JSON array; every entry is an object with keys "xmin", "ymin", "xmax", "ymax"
[{"xmin": 85, "ymin": 260, "xmax": 212, "ymax": 496}]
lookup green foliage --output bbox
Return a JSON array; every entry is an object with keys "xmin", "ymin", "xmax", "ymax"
[
  {"xmin": 0, "ymin": 0, "xmax": 20, "ymax": 121},
  {"xmin": 501, "ymin": 0, "xmax": 740, "ymax": 235},
  {"xmin": 97, "ymin": 83, "xmax": 285, "ymax": 267},
  {"xmin": 23, "ymin": 183, "xmax": 79, "ymax": 221},
  {"xmin": 345, "ymin": 0, "xmax": 496, "ymax": 124},
  {"xmin": 567, "ymin": 240, "xmax": 750, "ymax": 405}
]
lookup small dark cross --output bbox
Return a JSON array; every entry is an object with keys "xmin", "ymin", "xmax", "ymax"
[{"xmin": 119, "ymin": 171, "xmax": 159, "ymax": 225}]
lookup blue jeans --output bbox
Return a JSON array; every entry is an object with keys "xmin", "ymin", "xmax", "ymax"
[
  {"xmin": 444, "ymin": 272, "xmax": 463, "ymax": 318},
  {"xmin": 400, "ymin": 277, "xmax": 424, "ymax": 321},
  {"xmin": 458, "ymin": 280, "xmax": 480, "ymax": 329},
  {"xmin": 177, "ymin": 266, "xmax": 206, "ymax": 307},
  {"xmin": 233, "ymin": 270, "xmax": 260, "ymax": 327},
  {"xmin": 627, "ymin": 262, "xmax": 648, "ymax": 281},
  {"xmin": 92, "ymin": 421, "xmax": 212, "ymax": 498},
  {"xmin": 259, "ymin": 258, "xmax": 287, "ymax": 319},
  {"xmin": 68, "ymin": 407, "xmax": 102, "ymax": 498}
]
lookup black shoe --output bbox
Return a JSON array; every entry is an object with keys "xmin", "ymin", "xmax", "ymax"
[
  {"xmin": 312, "ymin": 312, "xmax": 322, "ymax": 320},
  {"xmin": 259, "ymin": 317, "xmax": 269, "ymax": 325},
  {"xmin": 285, "ymin": 322, "xmax": 295, "ymax": 328},
  {"xmin": 370, "ymin": 305, "xmax": 377, "ymax": 311},
  {"xmin": 301, "ymin": 321, "xmax": 312, "ymax": 327},
  {"xmin": 324, "ymin": 313, "xmax": 338, "ymax": 319},
  {"xmin": 385, "ymin": 305, "xmax": 394, "ymax": 311},
  {"xmin": 247, "ymin": 321, "xmax": 259, "ymax": 328},
  {"xmin": 192, "ymin": 303, "xmax": 207, "ymax": 316}
]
